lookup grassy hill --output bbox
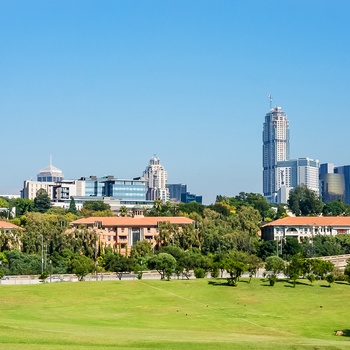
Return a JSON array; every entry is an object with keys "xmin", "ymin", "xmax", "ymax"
[{"xmin": 0, "ymin": 277, "xmax": 349, "ymax": 349}]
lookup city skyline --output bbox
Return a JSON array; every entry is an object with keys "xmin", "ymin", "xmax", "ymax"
[{"xmin": 1, "ymin": 1, "xmax": 350, "ymax": 204}]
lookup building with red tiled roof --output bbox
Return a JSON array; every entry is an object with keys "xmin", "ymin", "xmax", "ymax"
[
  {"xmin": 0, "ymin": 221, "xmax": 21, "ymax": 231},
  {"xmin": 70, "ymin": 212, "xmax": 195, "ymax": 255},
  {"xmin": 261, "ymin": 216, "xmax": 350, "ymax": 242}
]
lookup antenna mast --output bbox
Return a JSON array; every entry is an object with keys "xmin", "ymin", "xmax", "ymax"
[{"xmin": 267, "ymin": 94, "xmax": 273, "ymax": 109}]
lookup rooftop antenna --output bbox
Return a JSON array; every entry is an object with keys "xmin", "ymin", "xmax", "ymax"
[
  {"xmin": 50, "ymin": 154, "xmax": 52, "ymax": 167},
  {"xmin": 267, "ymin": 94, "xmax": 273, "ymax": 109}
]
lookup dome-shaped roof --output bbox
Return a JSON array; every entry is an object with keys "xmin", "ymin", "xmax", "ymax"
[
  {"xmin": 37, "ymin": 163, "xmax": 64, "ymax": 181},
  {"xmin": 39, "ymin": 164, "xmax": 63, "ymax": 174}
]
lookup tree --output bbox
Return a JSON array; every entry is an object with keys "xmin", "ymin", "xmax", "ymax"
[
  {"xmin": 12, "ymin": 198, "xmax": 34, "ymax": 216},
  {"xmin": 322, "ymin": 200, "xmax": 350, "ymax": 216},
  {"xmin": 285, "ymin": 253, "xmax": 306, "ymax": 287},
  {"xmin": 68, "ymin": 197, "xmax": 77, "ymax": 215},
  {"xmin": 282, "ymin": 237, "xmax": 303, "ymax": 260},
  {"xmin": 147, "ymin": 253, "xmax": 176, "ymax": 280},
  {"xmin": 130, "ymin": 240, "xmax": 153, "ymax": 260},
  {"xmin": 288, "ymin": 185, "xmax": 323, "ymax": 216},
  {"xmin": 33, "ymin": 189, "xmax": 51, "ymax": 213},
  {"xmin": 105, "ymin": 253, "xmax": 134, "ymax": 280},
  {"xmin": 224, "ymin": 250, "xmax": 248, "ymax": 286},
  {"xmin": 265, "ymin": 256, "xmax": 285, "ymax": 276},
  {"xmin": 80, "ymin": 201, "xmax": 114, "ymax": 217},
  {"xmin": 309, "ymin": 258, "xmax": 334, "ymax": 280},
  {"xmin": 69, "ymin": 255, "xmax": 95, "ymax": 281},
  {"xmin": 344, "ymin": 258, "xmax": 350, "ymax": 283},
  {"xmin": 119, "ymin": 206, "xmax": 128, "ymax": 217}
]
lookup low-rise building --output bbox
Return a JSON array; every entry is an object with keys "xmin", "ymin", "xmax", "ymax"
[
  {"xmin": 70, "ymin": 211, "xmax": 195, "ymax": 255},
  {"xmin": 261, "ymin": 216, "xmax": 350, "ymax": 242}
]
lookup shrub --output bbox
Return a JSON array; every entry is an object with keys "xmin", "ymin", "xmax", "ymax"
[{"xmin": 194, "ymin": 267, "xmax": 206, "ymax": 279}]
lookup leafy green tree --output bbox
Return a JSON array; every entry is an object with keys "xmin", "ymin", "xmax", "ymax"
[
  {"xmin": 265, "ymin": 256, "xmax": 285, "ymax": 276},
  {"xmin": 246, "ymin": 254, "xmax": 263, "ymax": 283},
  {"xmin": 288, "ymin": 185, "xmax": 323, "ymax": 216},
  {"xmin": 33, "ymin": 189, "xmax": 51, "ymax": 213},
  {"xmin": 12, "ymin": 198, "xmax": 34, "ymax": 216},
  {"xmin": 322, "ymin": 200, "xmax": 348, "ymax": 216},
  {"xmin": 130, "ymin": 240, "xmax": 153, "ymax": 260},
  {"xmin": 325, "ymin": 273, "xmax": 335, "ymax": 287},
  {"xmin": 285, "ymin": 253, "xmax": 305, "ymax": 287},
  {"xmin": 258, "ymin": 240, "xmax": 277, "ymax": 261},
  {"xmin": 344, "ymin": 258, "xmax": 350, "ymax": 283},
  {"xmin": 119, "ymin": 206, "xmax": 128, "ymax": 217},
  {"xmin": 147, "ymin": 253, "xmax": 176, "ymax": 280},
  {"xmin": 69, "ymin": 254, "xmax": 95, "ymax": 281},
  {"xmin": 282, "ymin": 237, "xmax": 303, "ymax": 260},
  {"xmin": 313, "ymin": 236, "xmax": 343, "ymax": 257},
  {"xmin": 68, "ymin": 197, "xmax": 78, "ymax": 215},
  {"xmin": 80, "ymin": 201, "xmax": 114, "ymax": 217},
  {"xmin": 104, "ymin": 253, "xmax": 134, "ymax": 280},
  {"xmin": 4, "ymin": 250, "xmax": 41, "ymax": 275},
  {"xmin": 224, "ymin": 250, "xmax": 248, "ymax": 286},
  {"xmin": 309, "ymin": 258, "xmax": 334, "ymax": 280}
]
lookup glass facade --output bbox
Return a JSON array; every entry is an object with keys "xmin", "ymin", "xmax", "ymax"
[{"xmin": 85, "ymin": 177, "xmax": 146, "ymax": 200}]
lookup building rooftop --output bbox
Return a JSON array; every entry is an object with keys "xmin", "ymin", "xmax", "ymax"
[
  {"xmin": 262, "ymin": 216, "xmax": 350, "ymax": 227},
  {"xmin": 71, "ymin": 216, "xmax": 195, "ymax": 227}
]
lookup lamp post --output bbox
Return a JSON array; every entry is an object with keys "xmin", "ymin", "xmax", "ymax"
[
  {"xmin": 40, "ymin": 234, "xmax": 44, "ymax": 275},
  {"xmin": 49, "ymin": 259, "xmax": 52, "ymax": 283}
]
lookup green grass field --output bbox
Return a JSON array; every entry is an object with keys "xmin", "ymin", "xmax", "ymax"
[{"xmin": 0, "ymin": 277, "xmax": 349, "ymax": 349}]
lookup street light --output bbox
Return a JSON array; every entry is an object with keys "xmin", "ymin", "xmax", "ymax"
[
  {"xmin": 40, "ymin": 234, "xmax": 44, "ymax": 275},
  {"xmin": 49, "ymin": 259, "xmax": 52, "ymax": 283}
]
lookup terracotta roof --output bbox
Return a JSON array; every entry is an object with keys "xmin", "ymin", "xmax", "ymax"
[
  {"xmin": 0, "ymin": 221, "xmax": 21, "ymax": 230},
  {"xmin": 262, "ymin": 216, "xmax": 350, "ymax": 227},
  {"xmin": 71, "ymin": 216, "xmax": 195, "ymax": 227}
]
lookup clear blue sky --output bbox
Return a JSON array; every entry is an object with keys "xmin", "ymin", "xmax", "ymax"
[{"xmin": 1, "ymin": 1, "xmax": 349, "ymax": 204}]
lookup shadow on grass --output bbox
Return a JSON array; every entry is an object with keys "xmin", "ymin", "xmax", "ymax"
[
  {"xmin": 334, "ymin": 329, "xmax": 350, "ymax": 337},
  {"xmin": 335, "ymin": 281, "xmax": 350, "ymax": 285},
  {"xmin": 207, "ymin": 279, "xmax": 251, "ymax": 287},
  {"xmin": 207, "ymin": 280, "xmax": 229, "ymax": 287},
  {"xmin": 284, "ymin": 280, "xmax": 312, "ymax": 287},
  {"xmin": 320, "ymin": 284, "xmax": 331, "ymax": 288}
]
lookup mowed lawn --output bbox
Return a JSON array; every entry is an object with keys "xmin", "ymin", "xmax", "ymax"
[{"xmin": 0, "ymin": 277, "xmax": 349, "ymax": 349}]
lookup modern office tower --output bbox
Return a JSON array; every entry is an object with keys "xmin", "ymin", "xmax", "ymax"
[
  {"xmin": 276, "ymin": 158, "xmax": 320, "ymax": 203},
  {"xmin": 319, "ymin": 163, "xmax": 345, "ymax": 203},
  {"xmin": 181, "ymin": 192, "xmax": 203, "ymax": 204},
  {"xmin": 167, "ymin": 183, "xmax": 187, "ymax": 202},
  {"xmin": 37, "ymin": 163, "xmax": 64, "ymax": 182},
  {"xmin": 334, "ymin": 165, "xmax": 350, "ymax": 204},
  {"xmin": 263, "ymin": 106, "xmax": 290, "ymax": 203},
  {"xmin": 142, "ymin": 155, "xmax": 170, "ymax": 202},
  {"xmin": 22, "ymin": 162, "xmax": 64, "ymax": 199}
]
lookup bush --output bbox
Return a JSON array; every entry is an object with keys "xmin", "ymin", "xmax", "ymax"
[
  {"xmin": 268, "ymin": 274, "xmax": 277, "ymax": 286},
  {"xmin": 194, "ymin": 267, "xmax": 206, "ymax": 279},
  {"xmin": 210, "ymin": 266, "xmax": 219, "ymax": 278}
]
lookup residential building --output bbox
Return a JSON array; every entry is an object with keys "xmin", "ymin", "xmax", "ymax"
[
  {"xmin": 70, "ymin": 210, "xmax": 195, "ymax": 255},
  {"xmin": 263, "ymin": 106, "xmax": 290, "ymax": 203},
  {"xmin": 142, "ymin": 156, "xmax": 169, "ymax": 202}
]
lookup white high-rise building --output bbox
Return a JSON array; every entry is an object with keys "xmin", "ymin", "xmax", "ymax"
[
  {"xmin": 142, "ymin": 156, "xmax": 170, "ymax": 202},
  {"xmin": 262, "ymin": 106, "xmax": 290, "ymax": 203}
]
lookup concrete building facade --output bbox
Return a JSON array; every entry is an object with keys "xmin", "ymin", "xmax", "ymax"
[{"xmin": 263, "ymin": 106, "xmax": 290, "ymax": 203}]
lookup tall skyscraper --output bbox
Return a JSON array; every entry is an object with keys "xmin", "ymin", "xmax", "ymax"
[
  {"xmin": 262, "ymin": 106, "xmax": 290, "ymax": 203},
  {"xmin": 142, "ymin": 155, "xmax": 170, "ymax": 202}
]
